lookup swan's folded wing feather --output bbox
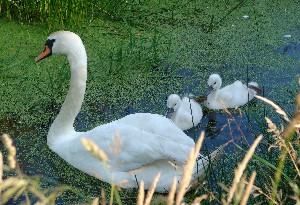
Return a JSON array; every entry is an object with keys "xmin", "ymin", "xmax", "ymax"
[
  {"xmin": 116, "ymin": 113, "xmax": 195, "ymax": 147},
  {"xmin": 81, "ymin": 121, "xmax": 193, "ymax": 172},
  {"xmin": 177, "ymin": 112, "xmax": 193, "ymax": 127},
  {"xmin": 218, "ymin": 91, "xmax": 233, "ymax": 105},
  {"xmin": 218, "ymin": 81, "xmax": 242, "ymax": 104}
]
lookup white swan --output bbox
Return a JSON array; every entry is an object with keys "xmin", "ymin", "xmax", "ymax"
[
  {"xmin": 167, "ymin": 94, "xmax": 203, "ymax": 130},
  {"xmin": 204, "ymin": 73, "xmax": 260, "ymax": 109},
  {"xmin": 35, "ymin": 31, "xmax": 222, "ymax": 193}
]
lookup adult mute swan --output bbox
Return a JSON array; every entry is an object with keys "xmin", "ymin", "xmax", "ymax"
[
  {"xmin": 35, "ymin": 31, "xmax": 222, "ymax": 193},
  {"xmin": 204, "ymin": 73, "xmax": 261, "ymax": 109},
  {"xmin": 167, "ymin": 94, "xmax": 203, "ymax": 130}
]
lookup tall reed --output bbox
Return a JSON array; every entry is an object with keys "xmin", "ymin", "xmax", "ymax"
[
  {"xmin": 0, "ymin": 0, "xmax": 132, "ymax": 26},
  {"xmin": 1, "ymin": 0, "xmax": 89, "ymax": 25}
]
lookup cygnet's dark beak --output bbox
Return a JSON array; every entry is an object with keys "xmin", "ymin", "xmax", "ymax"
[
  {"xmin": 205, "ymin": 85, "xmax": 214, "ymax": 96},
  {"xmin": 166, "ymin": 108, "xmax": 174, "ymax": 118}
]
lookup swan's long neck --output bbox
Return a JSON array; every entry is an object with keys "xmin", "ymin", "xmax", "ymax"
[{"xmin": 48, "ymin": 49, "xmax": 87, "ymax": 147}]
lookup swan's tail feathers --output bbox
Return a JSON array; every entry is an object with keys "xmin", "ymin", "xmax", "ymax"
[
  {"xmin": 248, "ymin": 82, "xmax": 262, "ymax": 94},
  {"xmin": 190, "ymin": 143, "xmax": 226, "ymax": 187}
]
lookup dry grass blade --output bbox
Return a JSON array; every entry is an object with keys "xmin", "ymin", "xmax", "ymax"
[
  {"xmin": 225, "ymin": 135, "xmax": 263, "ymax": 204},
  {"xmin": 0, "ymin": 178, "xmax": 28, "ymax": 204},
  {"xmin": 109, "ymin": 183, "xmax": 114, "ymax": 205},
  {"xmin": 0, "ymin": 152, "xmax": 3, "ymax": 183},
  {"xmin": 137, "ymin": 181, "xmax": 145, "ymax": 205},
  {"xmin": 269, "ymin": 93, "xmax": 300, "ymax": 205},
  {"xmin": 91, "ymin": 197, "xmax": 99, "ymax": 205},
  {"xmin": 285, "ymin": 142, "xmax": 300, "ymax": 178},
  {"xmin": 109, "ymin": 132, "xmax": 122, "ymax": 157},
  {"xmin": 2, "ymin": 134, "xmax": 17, "ymax": 169},
  {"xmin": 144, "ymin": 173, "xmax": 161, "ymax": 205},
  {"xmin": 101, "ymin": 188, "xmax": 107, "ymax": 205},
  {"xmin": 255, "ymin": 95, "xmax": 290, "ymax": 122},
  {"xmin": 192, "ymin": 194, "xmax": 208, "ymax": 204},
  {"xmin": 189, "ymin": 141, "xmax": 227, "ymax": 191},
  {"xmin": 290, "ymin": 183, "xmax": 300, "ymax": 205},
  {"xmin": 81, "ymin": 138, "xmax": 109, "ymax": 162},
  {"xmin": 0, "ymin": 177, "xmax": 20, "ymax": 191},
  {"xmin": 175, "ymin": 131, "xmax": 205, "ymax": 205},
  {"xmin": 240, "ymin": 171, "xmax": 257, "ymax": 205},
  {"xmin": 167, "ymin": 177, "xmax": 177, "ymax": 205},
  {"xmin": 265, "ymin": 117, "xmax": 281, "ymax": 135},
  {"xmin": 0, "ymin": 151, "xmax": 2, "ymax": 202}
]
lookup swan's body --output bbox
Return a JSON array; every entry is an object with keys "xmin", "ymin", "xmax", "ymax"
[
  {"xmin": 36, "ymin": 31, "xmax": 222, "ymax": 192},
  {"xmin": 167, "ymin": 94, "xmax": 203, "ymax": 130},
  {"xmin": 204, "ymin": 74, "xmax": 259, "ymax": 109}
]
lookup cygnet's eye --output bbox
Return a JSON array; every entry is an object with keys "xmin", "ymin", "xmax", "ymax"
[{"xmin": 214, "ymin": 82, "xmax": 216, "ymax": 84}]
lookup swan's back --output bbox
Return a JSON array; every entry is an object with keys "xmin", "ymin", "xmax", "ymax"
[{"xmin": 219, "ymin": 80, "xmax": 256, "ymax": 108}]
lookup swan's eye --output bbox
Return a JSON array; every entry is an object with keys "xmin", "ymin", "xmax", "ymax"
[
  {"xmin": 214, "ymin": 82, "xmax": 216, "ymax": 84},
  {"xmin": 45, "ymin": 39, "xmax": 56, "ymax": 50}
]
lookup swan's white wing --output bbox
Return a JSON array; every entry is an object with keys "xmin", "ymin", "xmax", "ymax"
[
  {"xmin": 218, "ymin": 81, "xmax": 245, "ymax": 105},
  {"xmin": 175, "ymin": 111, "xmax": 193, "ymax": 130},
  {"xmin": 217, "ymin": 91, "xmax": 233, "ymax": 105},
  {"xmin": 115, "ymin": 113, "xmax": 195, "ymax": 147},
  {"xmin": 219, "ymin": 81, "xmax": 253, "ymax": 107},
  {"xmin": 79, "ymin": 116, "xmax": 193, "ymax": 172}
]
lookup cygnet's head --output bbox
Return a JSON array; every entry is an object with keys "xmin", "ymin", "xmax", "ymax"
[
  {"xmin": 207, "ymin": 74, "xmax": 222, "ymax": 92},
  {"xmin": 167, "ymin": 94, "xmax": 181, "ymax": 111},
  {"xmin": 35, "ymin": 31, "xmax": 85, "ymax": 63}
]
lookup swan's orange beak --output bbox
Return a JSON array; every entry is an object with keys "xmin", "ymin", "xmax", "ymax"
[{"xmin": 35, "ymin": 45, "xmax": 52, "ymax": 63}]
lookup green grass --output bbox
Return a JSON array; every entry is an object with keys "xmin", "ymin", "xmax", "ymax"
[{"xmin": 0, "ymin": 0, "xmax": 300, "ymax": 204}]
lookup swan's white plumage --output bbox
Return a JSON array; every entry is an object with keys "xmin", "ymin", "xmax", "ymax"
[
  {"xmin": 167, "ymin": 94, "xmax": 203, "ymax": 130},
  {"xmin": 204, "ymin": 74, "xmax": 259, "ymax": 109},
  {"xmin": 36, "ymin": 31, "xmax": 222, "ymax": 192}
]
